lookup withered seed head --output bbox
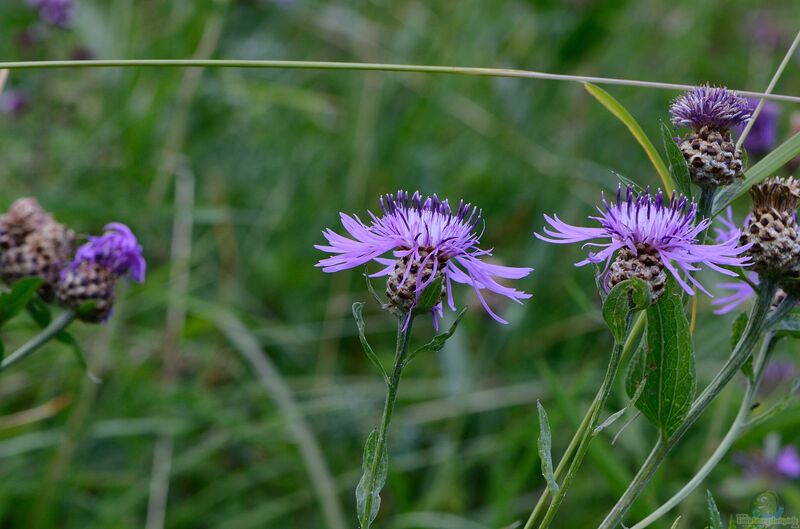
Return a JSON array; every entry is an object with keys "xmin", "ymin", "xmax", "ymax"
[
  {"xmin": 606, "ymin": 244, "xmax": 666, "ymax": 300},
  {"xmin": 678, "ymin": 126, "xmax": 744, "ymax": 186},
  {"xmin": 0, "ymin": 198, "xmax": 53, "ymax": 250}
]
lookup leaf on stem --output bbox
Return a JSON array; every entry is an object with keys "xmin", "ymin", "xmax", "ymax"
[
  {"xmin": 356, "ymin": 429, "xmax": 388, "ymax": 529},
  {"xmin": 405, "ymin": 308, "xmax": 466, "ymax": 365},
  {"xmin": 626, "ymin": 288, "xmax": 696, "ymax": 438},
  {"xmin": 0, "ymin": 277, "xmax": 44, "ymax": 328},
  {"xmin": 352, "ymin": 302, "xmax": 389, "ymax": 384},
  {"xmin": 413, "ymin": 276, "xmax": 444, "ymax": 315},
  {"xmin": 707, "ymin": 490, "xmax": 723, "ymax": 529},
  {"xmin": 537, "ymin": 401, "xmax": 560, "ymax": 495},
  {"xmin": 771, "ymin": 308, "xmax": 800, "ymax": 338},
  {"xmin": 602, "ymin": 278, "xmax": 651, "ymax": 342},
  {"xmin": 593, "ymin": 374, "xmax": 647, "ymax": 436},
  {"xmin": 660, "ymin": 121, "xmax": 693, "ymax": 198}
]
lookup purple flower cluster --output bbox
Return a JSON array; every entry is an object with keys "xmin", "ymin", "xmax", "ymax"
[
  {"xmin": 316, "ymin": 190, "xmax": 532, "ymax": 324},
  {"xmin": 536, "ymin": 185, "xmax": 751, "ymax": 296},
  {"xmin": 28, "ymin": 0, "xmax": 74, "ymax": 27},
  {"xmin": 670, "ymin": 86, "xmax": 751, "ymax": 131},
  {"xmin": 736, "ymin": 443, "xmax": 800, "ymax": 481},
  {"xmin": 0, "ymin": 91, "xmax": 30, "ymax": 117},
  {"xmin": 70, "ymin": 223, "xmax": 146, "ymax": 282},
  {"xmin": 737, "ymin": 98, "xmax": 780, "ymax": 156},
  {"xmin": 712, "ymin": 208, "xmax": 757, "ymax": 314}
]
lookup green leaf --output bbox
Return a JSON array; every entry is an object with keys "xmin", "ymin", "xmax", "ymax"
[
  {"xmin": 584, "ymin": 83, "xmax": 673, "ymax": 194},
  {"xmin": 594, "ymin": 375, "xmax": 647, "ymax": 436},
  {"xmin": 0, "ymin": 277, "xmax": 44, "ymax": 327},
  {"xmin": 707, "ymin": 490, "xmax": 723, "ymax": 529},
  {"xmin": 627, "ymin": 290, "xmax": 697, "ymax": 438},
  {"xmin": 56, "ymin": 330, "xmax": 101, "ymax": 383},
  {"xmin": 352, "ymin": 303, "xmax": 389, "ymax": 384},
  {"xmin": 661, "ymin": 121, "xmax": 693, "ymax": 198},
  {"xmin": 713, "ymin": 131, "xmax": 800, "ymax": 215},
  {"xmin": 731, "ymin": 313, "xmax": 752, "ymax": 379},
  {"xmin": 537, "ymin": 401, "xmax": 560, "ymax": 495},
  {"xmin": 413, "ymin": 276, "xmax": 443, "ymax": 315},
  {"xmin": 602, "ymin": 278, "xmax": 651, "ymax": 342},
  {"xmin": 26, "ymin": 297, "xmax": 52, "ymax": 327},
  {"xmin": 405, "ymin": 308, "xmax": 466, "ymax": 365},
  {"xmin": 771, "ymin": 308, "xmax": 800, "ymax": 338},
  {"xmin": 355, "ymin": 430, "xmax": 388, "ymax": 529}
]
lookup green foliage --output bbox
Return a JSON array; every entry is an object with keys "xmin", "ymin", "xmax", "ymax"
[
  {"xmin": 660, "ymin": 121, "xmax": 693, "ymax": 198},
  {"xmin": 602, "ymin": 277, "xmax": 650, "ymax": 342},
  {"xmin": 352, "ymin": 302, "xmax": 389, "ymax": 383},
  {"xmin": 0, "ymin": 278, "xmax": 44, "ymax": 328},
  {"xmin": 707, "ymin": 490, "xmax": 723, "ymax": 529},
  {"xmin": 405, "ymin": 308, "xmax": 466, "ymax": 365},
  {"xmin": 626, "ymin": 289, "xmax": 696, "ymax": 438},
  {"xmin": 356, "ymin": 430, "xmax": 388, "ymax": 529},
  {"xmin": 537, "ymin": 401, "xmax": 559, "ymax": 495},
  {"xmin": 413, "ymin": 276, "xmax": 444, "ymax": 315}
]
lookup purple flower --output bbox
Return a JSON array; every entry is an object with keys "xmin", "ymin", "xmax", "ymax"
[
  {"xmin": 315, "ymin": 190, "xmax": 533, "ymax": 325},
  {"xmin": 0, "ymin": 91, "xmax": 30, "ymax": 117},
  {"xmin": 71, "ymin": 223, "xmax": 145, "ymax": 282},
  {"xmin": 736, "ymin": 443, "xmax": 800, "ymax": 481},
  {"xmin": 535, "ymin": 185, "xmax": 751, "ymax": 296},
  {"xmin": 28, "ymin": 0, "xmax": 74, "ymax": 27},
  {"xmin": 670, "ymin": 85, "xmax": 751, "ymax": 131},
  {"xmin": 712, "ymin": 207, "xmax": 757, "ymax": 314},
  {"xmin": 737, "ymin": 98, "xmax": 780, "ymax": 156},
  {"xmin": 760, "ymin": 360, "xmax": 797, "ymax": 395}
]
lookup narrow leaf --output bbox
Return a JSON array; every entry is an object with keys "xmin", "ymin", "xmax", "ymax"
[
  {"xmin": 584, "ymin": 83, "xmax": 673, "ymax": 193},
  {"xmin": 628, "ymin": 289, "xmax": 696, "ymax": 438},
  {"xmin": 731, "ymin": 313, "xmax": 752, "ymax": 379},
  {"xmin": 594, "ymin": 375, "xmax": 647, "ymax": 436},
  {"xmin": 713, "ymin": 131, "xmax": 800, "ymax": 215},
  {"xmin": 355, "ymin": 430, "xmax": 388, "ymax": 529},
  {"xmin": 707, "ymin": 490, "xmax": 723, "ymax": 529},
  {"xmin": 414, "ymin": 276, "xmax": 443, "ymax": 315},
  {"xmin": 771, "ymin": 308, "xmax": 800, "ymax": 339},
  {"xmin": 661, "ymin": 121, "xmax": 693, "ymax": 198},
  {"xmin": 669, "ymin": 516, "xmax": 682, "ymax": 529},
  {"xmin": 56, "ymin": 331, "xmax": 101, "ymax": 383},
  {"xmin": 537, "ymin": 401, "xmax": 560, "ymax": 495},
  {"xmin": 405, "ymin": 308, "xmax": 466, "ymax": 365},
  {"xmin": 0, "ymin": 277, "xmax": 44, "ymax": 327},
  {"xmin": 26, "ymin": 297, "xmax": 52, "ymax": 327},
  {"xmin": 352, "ymin": 303, "xmax": 389, "ymax": 384},
  {"xmin": 602, "ymin": 278, "xmax": 651, "ymax": 342}
]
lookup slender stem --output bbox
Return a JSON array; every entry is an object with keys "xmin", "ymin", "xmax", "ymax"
[
  {"xmin": 737, "ymin": 30, "xmax": 800, "ymax": 150},
  {"xmin": 629, "ymin": 332, "xmax": 779, "ymax": 529},
  {"xmin": 536, "ymin": 339, "xmax": 625, "ymax": 529},
  {"xmin": 697, "ymin": 187, "xmax": 717, "ymax": 225},
  {"xmin": 0, "ymin": 59, "xmax": 798, "ymax": 102},
  {"xmin": 598, "ymin": 279, "xmax": 777, "ymax": 529},
  {"xmin": 359, "ymin": 317, "xmax": 413, "ymax": 529},
  {"xmin": 522, "ymin": 311, "xmax": 645, "ymax": 529},
  {"xmin": 1, "ymin": 311, "xmax": 76, "ymax": 371}
]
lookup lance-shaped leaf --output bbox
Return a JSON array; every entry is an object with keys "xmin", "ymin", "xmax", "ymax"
[
  {"xmin": 413, "ymin": 276, "xmax": 444, "ymax": 315},
  {"xmin": 355, "ymin": 430, "xmax": 388, "ymax": 529},
  {"xmin": 661, "ymin": 121, "xmax": 693, "ymax": 198},
  {"xmin": 352, "ymin": 302, "xmax": 389, "ymax": 384},
  {"xmin": 0, "ymin": 277, "xmax": 44, "ymax": 327},
  {"xmin": 602, "ymin": 277, "xmax": 651, "ymax": 342},
  {"xmin": 537, "ymin": 401, "xmax": 559, "ymax": 495},
  {"xmin": 405, "ymin": 308, "xmax": 466, "ymax": 365},
  {"xmin": 707, "ymin": 490, "xmax": 723, "ymax": 529},
  {"xmin": 626, "ymin": 289, "xmax": 696, "ymax": 438}
]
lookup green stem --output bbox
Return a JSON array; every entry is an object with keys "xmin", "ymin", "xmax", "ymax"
[
  {"xmin": 0, "ymin": 311, "xmax": 76, "ymax": 371},
  {"xmin": 697, "ymin": 187, "xmax": 717, "ymax": 224},
  {"xmin": 522, "ymin": 311, "xmax": 644, "ymax": 529},
  {"xmin": 0, "ymin": 60, "xmax": 799, "ymax": 102},
  {"xmin": 359, "ymin": 317, "xmax": 413, "ymax": 529},
  {"xmin": 598, "ymin": 279, "xmax": 777, "ymax": 529},
  {"xmin": 536, "ymin": 338, "xmax": 625, "ymax": 529}
]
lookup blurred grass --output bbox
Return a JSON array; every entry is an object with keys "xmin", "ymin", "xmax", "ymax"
[{"xmin": 0, "ymin": 0, "xmax": 798, "ymax": 528}]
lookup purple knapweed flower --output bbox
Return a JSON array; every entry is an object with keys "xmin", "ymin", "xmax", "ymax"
[
  {"xmin": 736, "ymin": 443, "xmax": 800, "ymax": 481},
  {"xmin": 736, "ymin": 99, "xmax": 780, "ymax": 156},
  {"xmin": 760, "ymin": 360, "xmax": 797, "ymax": 395},
  {"xmin": 712, "ymin": 207, "xmax": 757, "ymax": 314},
  {"xmin": 670, "ymin": 85, "xmax": 751, "ymax": 132},
  {"xmin": 535, "ymin": 185, "xmax": 751, "ymax": 297},
  {"xmin": 28, "ymin": 0, "xmax": 74, "ymax": 27},
  {"xmin": 315, "ymin": 190, "xmax": 533, "ymax": 326},
  {"xmin": 72, "ymin": 222, "xmax": 146, "ymax": 282},
  {"xmin": 0, "ymin": 91, "xmax": 30, "ymax": 117}
]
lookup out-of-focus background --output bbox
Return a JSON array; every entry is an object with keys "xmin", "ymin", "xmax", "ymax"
[{"xmin": 0, "ymin": 1, "xmax": 799, "ymax": 528}]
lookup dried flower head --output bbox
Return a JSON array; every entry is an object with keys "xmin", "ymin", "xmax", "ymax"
[
  {"xmin": 57, "ymin": 223, "xmax": 145, "ymax": 322},
  {"xmin": 315, "ymin": 190, "xmax": 532, "ymax": 326},
  {"xmin": 740, "ymin": 177, "xmax": 800, "ymax": 277},
  {"xmin": 0, "ymin": 198, "xmax": 52, "ymax": 250},
  {"xmin": 670, "ymin": 86, "xmax": 751, "ymax": 132},
  {"xmin": 536, "ymin": 185, "xmax": 751, "ymax": 298}
]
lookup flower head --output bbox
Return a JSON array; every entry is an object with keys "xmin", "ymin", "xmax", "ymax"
[
  {"xmin": 670, "ymin": 85, "xmax": 751, "ymax": 132},
  {"xmin": 736, "ymin": 440, "xmax": 800, "ymax": 481},
  {"xmin": 712, "ymin": 208, "xmax": 757, "ymax": 314},
  {"xmin": 28, "ymin": 0, "xmax": 74, "ymax": 27},
  {"xmin": 315, "ymin": 190, "xmax": 532, "ymax": 326},
  {"xmin": 72, "ymin": 223, "xmax": 146, "ymax": 282},
  {"xmin": 536, "ymin": 185, "xmax": 751, "ymax": 297},
  {"xmin": 737, "ymin": 98, "xmax": 780, "ymax": 156}
]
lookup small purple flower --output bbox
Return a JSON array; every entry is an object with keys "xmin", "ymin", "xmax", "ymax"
[
  {"xmin": 535, "ymin": 185, "xmax": 751, "ymax": 296},
  {"xmin": 0, "ymin": 91, "xmax": 30, "ymax": 117},
  {"xmin": 737, "ymin": 98, "xmax": 780, "ymax": 156},
  {"xmin": 28, "ymin": 0, "xmax": 74, "ymax": 27},
  {"xmin": 315, "ymin": 190, "xmax": 533, "ymax": 325},
  {"xmin": 72, "ymin": 223, "xmax": 146, "ymax": 282},
  {"xmin": 736, "ymin": 443, "xmax": 800, "ymax": 481},
  {"xmin": 712, "ymin": 207, "xmax": 757, "ymax": 314},
  {"xmin": 670, "ymin": 85, "xmax": 751, "ymax": 131},
  {"xmin": 760, "ymin": 360, "xmax": 797, "ymax": 395}
]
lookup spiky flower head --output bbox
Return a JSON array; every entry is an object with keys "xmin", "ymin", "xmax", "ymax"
[
  {"xmin": 315, "ymin": 190, "xmax": 533, "ymax": 327},
  {"xmin": 670, "ymin": 85, "xmax": 751, "ymax": 132},
  {"xmin": 57, "ymin": 223, "xmax": 145, "ymax": 322},
  {"xmin": 536, "ymin": 185, "xmax": 751, "ymax": 298},
  {"xmin": 740, "ymin": 177, "xmax": 800, "ymax": 277}
]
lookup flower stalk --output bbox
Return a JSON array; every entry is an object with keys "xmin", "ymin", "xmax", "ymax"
[{"xmin": 0, "ymin": 310, "xmax": 75, "ymax": 371}]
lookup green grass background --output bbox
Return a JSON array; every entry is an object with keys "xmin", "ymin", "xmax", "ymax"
[{"xmin": 0, "ymin": 0, "xmax": 798, "ymax": 528}]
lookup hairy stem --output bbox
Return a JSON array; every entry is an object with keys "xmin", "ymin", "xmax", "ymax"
[
  {"xmin": 360, "ymin": 318, "xmax": 413, "ymax": 529},
  {"xmin": 1, "ymin": 311, "xmax": 76, "ymax": 371},
  {"xmin": 598, "ymin": 279, "xmax": 777, "ymax": 529}
]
